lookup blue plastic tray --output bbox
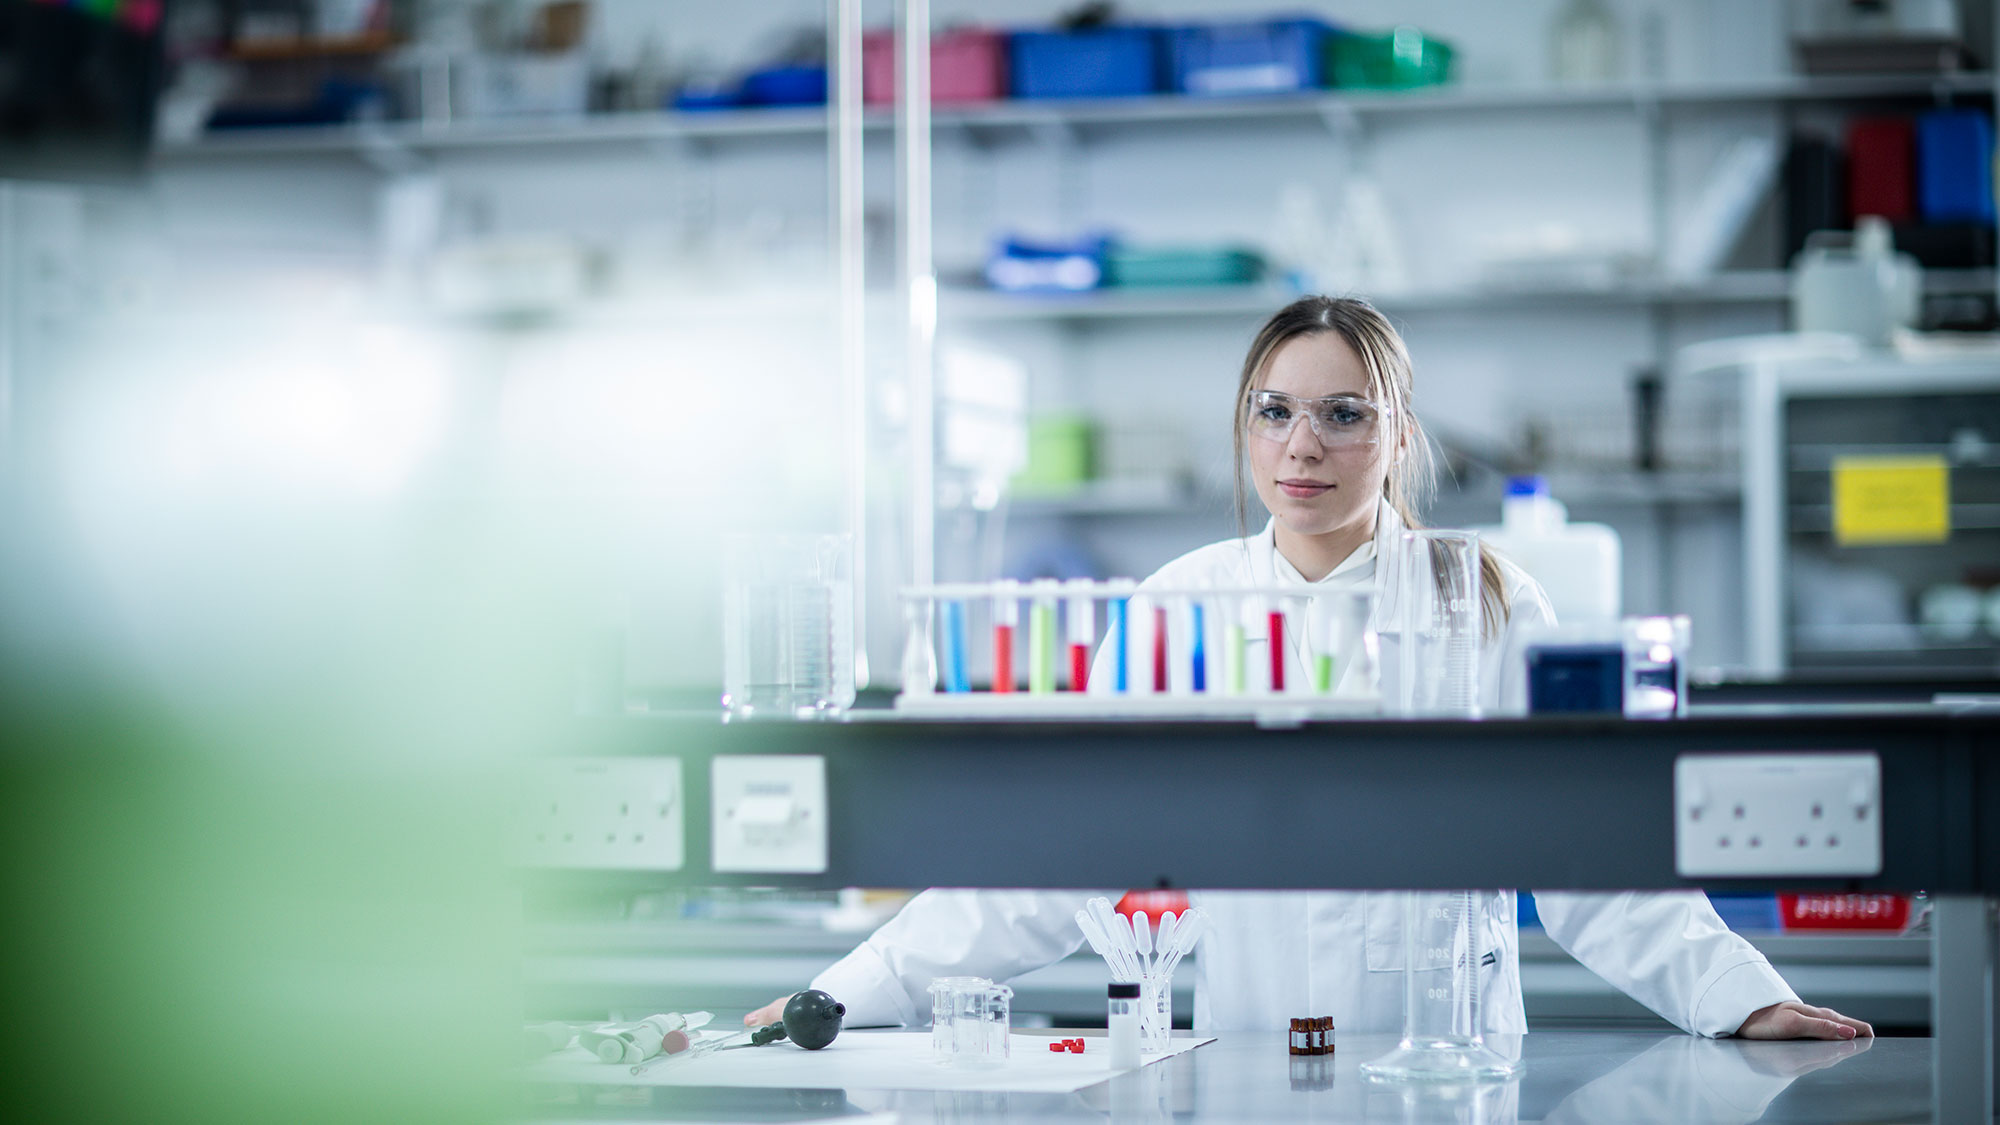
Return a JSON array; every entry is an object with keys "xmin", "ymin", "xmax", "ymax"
[
  {"xmin": 1009, "ymin": 27, "xmax": 1162, "ymax": 99},
  {"xmin": 1165, "ymin": 18, "xmax": 1333, "ymax": 96}
]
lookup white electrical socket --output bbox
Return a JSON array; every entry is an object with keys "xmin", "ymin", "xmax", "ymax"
[
  {"xmin": 1674, "ymin": 752, "xmax": 1881, "ymax": 877},
  {"xmin": 517, "ymin": 757, "xmax": 683, "ymax": 871},
  {"xmin": 711, "ymin": 755, "xmax": 827, "ymax": 874}
]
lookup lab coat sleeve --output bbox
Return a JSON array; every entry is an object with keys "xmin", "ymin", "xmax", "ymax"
[
  {"xmin": 1533, "ymin": 891, "xmax": 1799, "ymax": 1037},
  {"xmin": 809, "ymin": 889, "xmax": 1097, "ymax": 1028}
]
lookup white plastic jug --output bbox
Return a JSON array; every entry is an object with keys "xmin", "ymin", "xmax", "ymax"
[{"xmin": 1475, "ymin": 476, "xmax": 1621, "ymax": 625}]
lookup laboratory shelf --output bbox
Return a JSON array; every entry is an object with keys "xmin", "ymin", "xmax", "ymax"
[
  {"xmin": 940, "ymin": 270, "xmax": 1997, "ymax": 323},
  {"xmin": 153, "ymin": 72, "xmax": 1995, "ymax": 161}
]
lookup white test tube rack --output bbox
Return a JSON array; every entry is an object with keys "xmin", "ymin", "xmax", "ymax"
[{"xmin": 894, "ymin": 580, "xmax": 1383, "ymax": 719}]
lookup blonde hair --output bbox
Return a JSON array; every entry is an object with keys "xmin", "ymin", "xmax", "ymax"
[{"xmin": 1233, "ymin": 295, "xmax": 1510, "ymax": 636}]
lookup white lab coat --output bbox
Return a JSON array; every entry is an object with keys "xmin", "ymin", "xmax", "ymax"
[{"xmin": 814, "ymin": 505, "xmax": 1798, "ymax": 1037}]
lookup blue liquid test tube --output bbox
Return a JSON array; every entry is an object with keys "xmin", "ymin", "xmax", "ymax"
[
  {"xmin": 1113, "ymin": 593, "xmax": 1130, "ymax": 693},
  {"xmin": 1190, "ymin": 601, "xmax": 1207, "ymax": 692},
  {"xmin": 943, "ymin": 600, "xmax": 970, "ymax": 693}
]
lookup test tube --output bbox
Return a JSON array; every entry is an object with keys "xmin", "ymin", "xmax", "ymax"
[
  {"xmin": 1064, "ymin": 579, "xmax": 1093, "ymax": 692},
  {"xmin": 992, "ymin": 580, "xmax": 1019, "ymax": 693},
  {"xmin": 1028, "ymin": 580, "xmax": 1058, "ymax": 695},
  {"xmin": 1152, "ymin": 604, "xmax": 1169, "ymax": 693},
  {"xmin": 943, "ymin": 599, "xmax": 970, "ymax": 693},
  {"xmin": 1222, "ymin": 596, "xmax": 1247, "ymax": 694},
  {"xmin": 1268, "ymin": 597, "xmax": 1287, "ymax": 693},
  {"xmin": 1306, "ymin": 593, "xmax": 1337, "ymax": 694},
  {"xmin": 1112, "ymin": 586, "xmax": 1132, "ymax": 693},
  {"xmin": 1189, "ymin": 600, "xmax": 1207, "ymax": 692}
]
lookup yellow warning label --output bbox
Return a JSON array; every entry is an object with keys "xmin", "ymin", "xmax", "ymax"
[{"xmin": 1830, "ymin": 455, "xmax": 1951, "ymax": 546}]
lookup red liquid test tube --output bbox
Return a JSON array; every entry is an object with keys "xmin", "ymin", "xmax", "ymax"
[
  {"xmin": 993, "ymin": 623, "xmax": 1015, "ymax": 693},
  {"xmin": 1268, "ymin": 609, "xmax": 1286, "ymax": 691},
  {"xmin": 1069, "ymin": 643, "xmax": 1090, "ymax": 692},
  {"xmin": 1153, "ymin": 606, "xmax": 1169, "ymax": 692}
]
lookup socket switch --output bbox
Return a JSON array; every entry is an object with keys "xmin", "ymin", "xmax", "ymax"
[
  {"xmin": 712, "ymin": 754, "xmax": 828, "ymax": 874},
  {"xmin": 517, "ymin": 757, "xmax": 683, "ymax": 871},
  {"xmin": 1674, "ymin": 752, "xmax": 1881, "ymax": 877}
]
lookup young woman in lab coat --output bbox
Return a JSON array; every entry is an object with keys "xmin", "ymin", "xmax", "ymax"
[{"xmin": 749, "ymin": 296, "xmax": 1872, "ymax": 1043}]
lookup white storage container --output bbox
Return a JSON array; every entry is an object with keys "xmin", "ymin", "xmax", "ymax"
[{"xmin": 1475, "ymin": 476, "xmax": 1622, "ymax": 626}]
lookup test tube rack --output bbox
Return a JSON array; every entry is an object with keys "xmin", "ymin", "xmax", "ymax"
[{"xmin": 895, "ymin": 579, "xmax": 1382, "ymax": 719}]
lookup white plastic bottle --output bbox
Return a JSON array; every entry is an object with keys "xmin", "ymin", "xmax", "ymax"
[
  {"xmin": 1107, "ymin": 982, "xmax": 1141, "ymax": 1070},
  {"xmin": 1477, "ymin": 475, "xmax": 1622, "ymax": 625}
]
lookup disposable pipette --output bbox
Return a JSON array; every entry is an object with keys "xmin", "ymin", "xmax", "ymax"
[
  {"xmin": 943, "ymin": 600, "xmax": 970, "ymax": 693},
  {"xmin": 992, "ymin": 580, "xmax": 1019, "ymax": 693},
  {"xmin": 1064, "ymin": 579, "xmax": 1092, "ymax": 692}
]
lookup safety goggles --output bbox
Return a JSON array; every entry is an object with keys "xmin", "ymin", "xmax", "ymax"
[{"xmin": 1245, "ymin": 390, "xmax": 1390, "ymax": 447}]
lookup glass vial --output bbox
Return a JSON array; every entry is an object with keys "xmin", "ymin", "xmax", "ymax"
[{"xmin": 1108, "ymin": 982, "xmax": 1141, "ymax": 1070}]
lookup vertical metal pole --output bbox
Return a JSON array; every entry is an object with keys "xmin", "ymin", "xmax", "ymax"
[
  {"xmin": 1740, "ymin": 360, "xmax": 1783, "ymax": 675},
  {"xmin": 829, "ymin": 0, "xmax": 867, "ymax": 688},
  {"xmin": 1930, "ymin": 894, "xmax": 1996, "ymax": 1124},
  {"xmin": 897, "ymin": 0, "xmax": 935, "ymax": 593}
]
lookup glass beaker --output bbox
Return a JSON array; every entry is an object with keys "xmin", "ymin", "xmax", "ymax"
[
  {"xmin": 720, "ymin": 533, "xmax": 856, "ymax": 719},
  {"xmin": 1622, "ymin": 614, "xmax": 1690, "ymax": 719},
  {"xmin": 928, "ymin": 976, "xmax": 1012, "ymax": 1067},
  {"xmin": 1382, "ymin": 530, "xmax": 1482, "ymax": 717},
  {"xmin": 1360, "ymin": 891, "xmax": 1521, "ymax": 1082},
  {"xmin": 1306, "ymin": 587, "xmax": 1380, "ymax": 698}
]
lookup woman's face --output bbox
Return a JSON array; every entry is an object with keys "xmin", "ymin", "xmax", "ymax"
[{"xmin": 1245, "ymin": 332, "xmax": 1394, "ymax": 544}]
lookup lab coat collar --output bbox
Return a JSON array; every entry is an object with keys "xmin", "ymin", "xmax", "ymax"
[{"xmin": 1253, "ymin": 499, "xmax": 1397, "ymax": 588}]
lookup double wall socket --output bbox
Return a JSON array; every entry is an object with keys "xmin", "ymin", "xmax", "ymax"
[
  {"xmin": 517, "ymin": 757, "xmax": 683, "ymax": 871},
  {"xmin": 1674, "ymin": 752, "xmax": 1881, "ymax": 877},
  {"xmin": 712, "ymin": 755, "xmax": 828, "ymax": 874}
]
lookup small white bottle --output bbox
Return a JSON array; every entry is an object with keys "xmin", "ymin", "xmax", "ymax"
[{"xmin": 1107, "ymin": 982, "xmax": 1141, "ymax": 1070}]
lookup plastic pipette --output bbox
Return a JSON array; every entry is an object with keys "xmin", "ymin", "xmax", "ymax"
[
  {"xmin": 1133, "ymin": 909, "xmax": 1153, "ymax": 971},
  {"xmin": 1156, "ymin": 911, "xmax": 1179, "ymax": 971},
  {"xmin": 1080, "ymin": 896, "xmax": 1144, "ymax": 976}
]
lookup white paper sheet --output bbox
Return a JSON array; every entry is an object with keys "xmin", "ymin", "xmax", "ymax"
[{"xmin": 525, "ymin": 1031, "xmax": 1216, "ymax": 1095}]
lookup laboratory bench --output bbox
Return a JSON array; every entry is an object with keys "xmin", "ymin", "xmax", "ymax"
[
  {"xmin": 515, "ymin": 1028, "xmax": 1935, "ymax": 1123},
  {"xmin": 535, "ymin": 704, "xmax": 1998, "ymax": 1120},
  {"xmin": 521, "ymin": 918, "xmax": 1932, "ymax": 1033}
]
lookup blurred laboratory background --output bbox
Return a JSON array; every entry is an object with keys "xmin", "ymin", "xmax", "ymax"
[{"xmin": 0, "ymin": 0, "xmax": 1996, "ymax": 1119}]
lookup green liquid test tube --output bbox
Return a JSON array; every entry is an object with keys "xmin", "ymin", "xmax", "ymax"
[
  {"xmin": 1313, "ymin": 653, "xmax": 1335, "ymax": 694},
  {"xmin": 1223, "ymin": 624, "xmax": 1247, "ymax": 694},
  {"xmin": 1029, "ymin": 600, "xmax": 1057, "ymax": 694}
]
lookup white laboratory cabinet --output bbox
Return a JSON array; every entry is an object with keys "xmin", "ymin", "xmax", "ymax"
[{"xmin": 1738, "ymin": 350, "xmax": 2000, "ymax": 676}]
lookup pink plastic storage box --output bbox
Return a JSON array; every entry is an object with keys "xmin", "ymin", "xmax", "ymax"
[{"xmin": 863, "ymin": 28, "xmax": 1007, "ymax": 105}]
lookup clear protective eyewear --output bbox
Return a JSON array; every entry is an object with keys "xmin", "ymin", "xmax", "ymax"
[{"xmin": 1245, "ymin": 390, "xmax": 1390, "ymax": 447}]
